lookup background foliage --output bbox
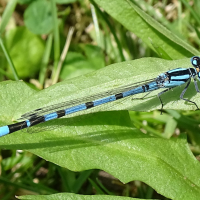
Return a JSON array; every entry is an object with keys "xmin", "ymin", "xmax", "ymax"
[{"xmin": 0, "ymin": 0, "xmax": 200, "ymax": 200}]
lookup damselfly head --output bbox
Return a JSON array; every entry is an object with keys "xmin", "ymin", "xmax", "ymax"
[{"xmin": 191, "ymin": 56, "xmax": 200, "ymax": 69}]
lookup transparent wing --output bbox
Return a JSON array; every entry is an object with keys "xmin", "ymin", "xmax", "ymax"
[
  {"xmin": 20, "ymin": 78, "xmax": 157, "ymax": 120},
  {"xmin": 21, "ymin": 94, "xmax": 139, "ymax": 134},
  {"xmin": 20, "ymin": 116, "xmax": 60, "ymax": 133}
]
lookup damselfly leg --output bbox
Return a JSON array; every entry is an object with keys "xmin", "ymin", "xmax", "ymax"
[
  {"xmin": 180, "ymin": 78, "xmax": 199, "ymax": 110},
  {"xmin": 131, "ymin": 91, "xmax": 152, "ymax": 100},
  {"xmin": 157, "ymin": 88, "xmax": 172, "ymax": 114}
]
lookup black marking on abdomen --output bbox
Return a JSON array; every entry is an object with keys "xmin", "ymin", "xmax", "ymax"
[
  {"xmin": 142, "ymin": 85, "xmax": 145, "ymax": 92},
  {"xmin": 86, "ymin": 102, "xmax": 94, "ymax": 109},
  {"xmin": 145, "ymin": 84, "xmax": 149, "ymax": 90},
  {"xmin": 29, "ymin": 116, "xmax": 45, "ymax": 126},
  {"xmin": 57, "ymin": 110, "xmax": 66, "ymax": 118},
  {"xmin": 115, "ymin": 93, "xmax": 123, "ymax": 99},
  {"xmin": 8, "ymin": 121, "xmax": 28, "ymax": 133}
]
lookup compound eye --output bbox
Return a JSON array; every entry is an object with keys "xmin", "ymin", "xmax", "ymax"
[{"xmin": 191, "ymin": 56, "xmax": 200, "ymax": 67}]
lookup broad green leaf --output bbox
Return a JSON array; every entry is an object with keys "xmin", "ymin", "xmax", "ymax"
[
  {"xmin": 80, "ymin": 44, "xmax": 105, "ymax": 68},
  {"xmin": 60, "ymin": 52, "xmax": 95, "ymax": 80},
  {"xmin": 1, "ymin": 58, "xmax": 200, "ymax": 199},
  {"xmin": 18, "ymin": 193, "xmax": 150, "ymax": 200},
  {"xmin": 60, "ymin": 44, "xmax": 105, "ymax": 80},
  {"xmin": 5, "ymin": 26, "xmax": 45, "ymax": 78},
  {"xmin": 24, "ymin": 0, "xmax": 53, "ymax": 35},
  {"xmin": 0, "ymin": 81, "xmax": 36, "ymax": 123},
  {"xmin": 93, "ymin": 0, "xmax": 199, "ymax": 59}
]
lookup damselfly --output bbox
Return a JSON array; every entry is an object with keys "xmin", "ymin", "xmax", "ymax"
[{"xmin": 0, "ymin": 56, "xmax": 200, "ymax": 137}]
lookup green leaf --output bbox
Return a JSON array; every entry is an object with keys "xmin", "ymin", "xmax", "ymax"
[
  {"xmin": 24, "ymin": 0, "xmax": 53, "ymax": 35},
  {"xmin": 93, "ymin": 0, "xmax": 200, "ymax": 59},
  {"xmin": 5, "ymin": 26, "xmax": 45, "ymax": 78},
  {"xmin": 1, "ymin": 58, "xmax": 200, "ymax": 199},
  {"xmin": 60, "ymin": 44, "xmax": 105, "ymax": 80},
  {"xmin": 0, "ymin": 81, "xmax": 36, "ymax": 122},
  {"xmin": 18, "ymin": 193, "xmax": 149, "ymax": 200},
  {"xmin": 150, "ymin": 40, "xmax": 172, "ymax": 60}
]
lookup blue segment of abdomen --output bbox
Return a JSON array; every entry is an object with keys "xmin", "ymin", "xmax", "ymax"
[
  {"xmin": 44, "ymin": 112, "xmax": 58, "ymax": 121},
  {"xmin": 123, "ymin": 87, "xmax": 143, "ymax": 97},
  {"xmin": 65, "ymin": 104, "xmax": 87, "ymax": 115},
  {"xmin": 122, "ymin": 81, "xmax": 159, "ymax": 97},
  {"xmin": 0, "ymin": 126, "xmax": 10, "ymax": 136},
  {"xmin": 93, "ymin": 95, "xmax": 116, "ymax": 106},
  {"xmin": 147, "ymin": 82, "xmax": 160, "ymax": 91}
]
